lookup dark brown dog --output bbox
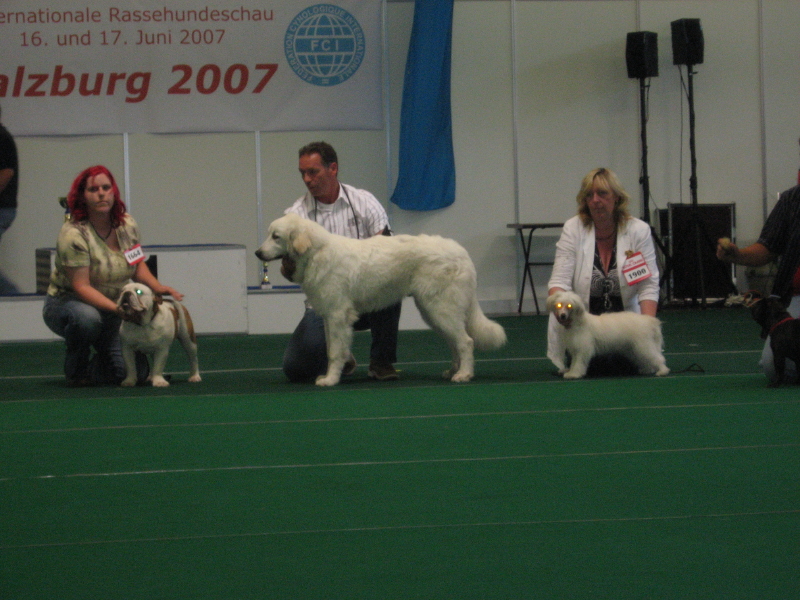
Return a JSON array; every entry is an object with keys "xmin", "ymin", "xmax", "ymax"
[{"xmin": 749, "ymin": 294, "xmax": 800, "ymax": 387}]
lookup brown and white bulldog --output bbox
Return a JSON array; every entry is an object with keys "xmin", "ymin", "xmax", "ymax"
[{"xmin": 116, "ymin": 282, "xmax": 201, "ymax": 387}]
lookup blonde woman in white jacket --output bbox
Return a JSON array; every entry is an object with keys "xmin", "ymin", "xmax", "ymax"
[{"xmin": 547, "ymin": 168, "xmax": 661, "ymax": 374}]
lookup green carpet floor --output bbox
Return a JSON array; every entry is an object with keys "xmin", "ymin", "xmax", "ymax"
[{"xmin": 1, "ymin": 307, "xmax": 798, "ymax": 599}]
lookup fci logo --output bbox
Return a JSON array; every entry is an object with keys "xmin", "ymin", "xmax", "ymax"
[{"xmin": 284, "ymin": 4, "xmax": 365, "ymax": 87}]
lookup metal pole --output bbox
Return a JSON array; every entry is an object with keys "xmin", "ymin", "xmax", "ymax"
[
  {"xmin": 686, "ymin": 66, "xmax": 706, "ymax": 306},
  {"xmin": 639, "ymin": 77, "xmax": 650, "ymax": 223}
]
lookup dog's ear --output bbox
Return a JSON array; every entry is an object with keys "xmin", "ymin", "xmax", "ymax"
[
  {"xmin": 154, "ymin": 294, "xmax": 163, "ymax": 306},
  {"xmin": 291, "ymin": 229, "xmax": 312, "ymax": 256},
  {"xmin": 749, "ymin": 301, "xmax": 770, "ymax": 339},
  {"xmin": 546, "ymin": 294, "xmax": 559, "ymax": 312}
]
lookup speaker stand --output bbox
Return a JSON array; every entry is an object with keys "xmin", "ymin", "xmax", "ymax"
[
  {"xmin": 636, "ymin": 76, "xmax": 671, "ymax": 303},
  {"xmin": 683, "ymin": 65, "xmax": 707, "ymax": 306},
  {"xmin": 679, "ymin": 66, "xmax": 737, "ymax": 306}
]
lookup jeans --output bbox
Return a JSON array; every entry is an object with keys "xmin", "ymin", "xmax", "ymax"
[
  {"xmin": 43, "ymin": 294, "xmax": 127, "ymax": 384},
  {"xmin": 0, "ymin": 207, "xmax": 19, "ymax": 294},
  {"xmin": 283, "ymin": 302, "xmax": 402, "ymax": 382},
  {"xmin": 760, "ymin": 294, "xmax": 800, "ymax": 384}
]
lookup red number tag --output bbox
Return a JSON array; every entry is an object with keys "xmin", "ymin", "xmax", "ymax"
[
  {"xmin": 622, "ymin": 251, "xmax": 651, "ymax": 285},
  {"xmin": 124, "ymin": 244, "xmax": 145, "ymax": 266}
]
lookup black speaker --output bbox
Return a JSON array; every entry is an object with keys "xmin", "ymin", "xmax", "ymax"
[
  {"xmin": 671, "ymin": 18, "xmax": 704, "ymax": 65},
  {"xmin": 626, "ymin": 31, "xmax": 659, "ymax": 79}
]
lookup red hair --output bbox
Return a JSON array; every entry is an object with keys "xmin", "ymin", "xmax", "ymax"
[{"xmin": 67, "ymin": 165, "xmax": 127, "ymax": 226}]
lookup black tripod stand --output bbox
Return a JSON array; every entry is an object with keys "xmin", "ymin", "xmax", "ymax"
[
  {"xmin": 635, "ymin": 75, "xmax": 671, "ymax": 300},
  {"xmin": 676, "ymin": 64, "xmax": 738, "ymax": 306},
  {"xmin": 670, "ymin": 19, "xmax": 736, "ymax": 306},
  {"xmin": 626, "ymin": 31, "xmax": 672, "ymax": 301},
  {"xmin": 684, "ymin": 64, "xmax": 707, "ymax": 306}
]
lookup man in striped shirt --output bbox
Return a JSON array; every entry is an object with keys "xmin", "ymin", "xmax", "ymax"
[{"xmin": 280, "ymin": 141, "xmax": 401, "ymax": 383}]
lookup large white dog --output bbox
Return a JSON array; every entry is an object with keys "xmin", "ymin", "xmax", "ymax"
[
  {"xmin": 256, "ymin": 213, "xmax": 507, "ymax": 386},
  {"xmin": 547, "ymin": 290, "xmax": 669, "ymax": 379},
  {"xmin": 117, "ymin": 282, "xmax": 202, "ymax": 387}
]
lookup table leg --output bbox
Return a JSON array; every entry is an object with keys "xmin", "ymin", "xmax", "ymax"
[{"xmin": 516, "ymin": 228, "xmax": 541, "ymax": 314}]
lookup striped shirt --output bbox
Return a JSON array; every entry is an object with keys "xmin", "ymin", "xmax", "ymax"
[
  {"xmin": 758, "ymin": 185, "xmax": 800, "ymax": 301},
  {"xmin": 285, "ymin": 183, "xmax": 389, "ymax": 239}
]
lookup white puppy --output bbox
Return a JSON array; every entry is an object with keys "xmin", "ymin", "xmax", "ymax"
[
  {"xmin": 117, "ymin": 282, "xmax": 201, "ymax": 387},
  {"xmin": 546, "ymin": 290, "xmax": 669, "ymax": 379},
  {"xmin": 255, "ymin": 213, "xmax": 507, "ymax": 386}
]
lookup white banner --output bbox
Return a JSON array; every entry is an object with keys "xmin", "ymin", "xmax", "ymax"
[{"xmin": 0, "ymin": 0, "xmax": 383, "ymax": 135}]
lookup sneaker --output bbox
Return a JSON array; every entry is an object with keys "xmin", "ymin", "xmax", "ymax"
[
  {"xmin": 342, "ymin": 356, "xmax": 357, "ymax": 376},
  {"xmin": 368, "ymin": 361, "xmax": 399, "ymax": 381}
]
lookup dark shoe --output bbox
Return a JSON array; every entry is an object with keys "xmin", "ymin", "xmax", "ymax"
[
  {"xmin": 66, "ymin": 376, "xmax": 93, "ymax": 388},
  {"xmin": 342, "ymin": 356, "xmax": 357, "ymax": 376},
  {"xmin": 368, "ymin": 361, "xmax": 398, "ymax": 381}
]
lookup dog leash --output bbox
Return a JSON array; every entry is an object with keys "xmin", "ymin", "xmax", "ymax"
[
  {"xmin": 770, "ymin": 316, "xmax": 796, "ymax": 336},
  {"xmin": 670, "ymin": 362, "xmax": 705, "ymax": 374}
]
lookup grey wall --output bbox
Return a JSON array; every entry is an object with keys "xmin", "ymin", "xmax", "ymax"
[{"xmin": 3, "ymin": 0, "xmax": 798, "ymax": 312}]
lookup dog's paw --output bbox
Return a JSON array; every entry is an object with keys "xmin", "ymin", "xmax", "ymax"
[
  {"xmin": 188, "ymin": 374, "xmax": 202, "ymax": 383},
  {"xmin": 151, "ymin": 376, "xmax": 170, "ymax": 387},
  {"xmin": 450, "ymin": 371, "xmax": 473, "ymax": 383},
  {"xmin": 120, "ymin": 377, "xmax": 137, "ymax": 387},
  {"xmin": 315, "ymin": 374, "xmax": 340, "ymax": 387},
  {"xmin": 655, "ymin": 366, "xmax": 670, "ymax": 376},
  {"xmin": 562, "ymin": 370, "xmax": 583, "ymax": 380}
]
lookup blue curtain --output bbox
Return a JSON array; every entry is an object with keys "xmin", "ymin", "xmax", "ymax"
[{"xmin": 390, "ymin": 0, "xmax": 455, "ymax": 211}]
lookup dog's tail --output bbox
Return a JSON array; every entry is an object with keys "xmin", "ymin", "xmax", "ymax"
[{"xmin": 467, "ymin": 299, "xmax": 507, "ymax": 351}]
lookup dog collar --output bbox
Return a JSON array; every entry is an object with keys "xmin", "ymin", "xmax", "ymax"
[{"xmin": 770, "ymin": 316, "xmax": 795, "ymax": 336}]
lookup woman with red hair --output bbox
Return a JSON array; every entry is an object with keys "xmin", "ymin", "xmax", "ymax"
[{"xmin": 43, "ymin": 165, "xmax": 183, "ymax": 387}]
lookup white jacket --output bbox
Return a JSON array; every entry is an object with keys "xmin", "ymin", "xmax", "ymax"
[{"xmin": 546, "ymin": 215, "xmax": 660, "ymax": 369}]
